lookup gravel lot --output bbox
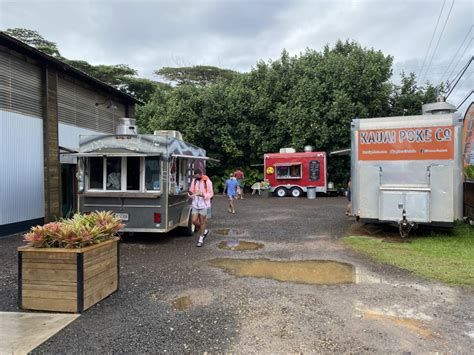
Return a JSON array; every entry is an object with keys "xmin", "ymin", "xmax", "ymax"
[{"xmin": 1, "ymin": 195, "xmax": 473, "ymax": 353}]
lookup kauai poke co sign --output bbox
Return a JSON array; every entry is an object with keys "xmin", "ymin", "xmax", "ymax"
[{"xmin": 358, "ymin": 125, "xmax": 454, "ymax": 161}]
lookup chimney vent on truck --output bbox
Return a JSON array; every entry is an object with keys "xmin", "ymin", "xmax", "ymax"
[
  {"xmin": 116, "ymin": 118, "xmax": 137, "ymax": 135},
  {"xmin": 422, "ymin": 95, "xmax": 457, "ymax": 115}
]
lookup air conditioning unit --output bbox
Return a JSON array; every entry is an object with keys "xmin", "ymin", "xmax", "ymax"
[
  {"xmin": 279, "ymin": 147, "xmax": 296, "ymax": 153},
  {"xmin": 154, "ymin": 130, "xmax": 183, "ymax": 140}
]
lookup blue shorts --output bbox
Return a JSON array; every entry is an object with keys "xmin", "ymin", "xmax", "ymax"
[
  {"xmin": 192, "ymin": 207, "xmax": 207, "ymax": 216},
  {"xmin": 228, "ymin": 194, "xmax": 237, "ymax": 200}
]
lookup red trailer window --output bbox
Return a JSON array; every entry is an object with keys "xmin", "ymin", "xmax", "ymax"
[{"xmin": 276, "ymin": 164, "xmax": 301, "ymax": 179}]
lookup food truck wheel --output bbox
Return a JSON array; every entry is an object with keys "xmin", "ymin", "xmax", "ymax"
[
  {"xmin": 275, "ymin": 187, "xmax": 288, "ymax": 197},
  {"xmin": 290, "ymin": 187, "xmax": 303, "ymax": 198}
]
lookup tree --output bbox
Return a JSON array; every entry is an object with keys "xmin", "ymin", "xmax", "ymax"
[
  {"xmin": 139, "ymin": 41, "xmax": 396, "ymax": 182},
  {"xmin": 155, "ymin": 65, "xmax": 240, "ymax": 86},
  {"xmin": 5, "ymin": 28, "xmax": 61, "ymax": 57},
  {"xmin": 63, "ymin": 60, "xmax": 136, "ymax": 84},
  {"xmin": 389, "ymin": 72, "xmax": 438, "ymax": 116},
  {"xmin": 63, "ymin": 60, "xmax": 169, "ymax": 102},
  {"xmin": 121, "ymin": 77, "xmax": 171, "ymax": 103}
]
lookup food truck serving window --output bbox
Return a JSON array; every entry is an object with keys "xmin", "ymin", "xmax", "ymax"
[
  {"xmin": 126, "ymin": 157, "xmax": 140, "ymax": 191},
  {"xmin": 106, "ymin": 157, "xmax": 121, "ymax": 190},
  {"xmin": 145, "ymin": 157, "xmax": 161, "ymax": 191},
  {"xmin": 89, "ymin": 157, "xmax": 104, "ymax": 189},
  {"xmin": 86, "ymin": 156, "xmax": 161, "ymax": 192},
  {"xmin": 276, "ymin": 163, "xmax": 302, "ymax": 179}
]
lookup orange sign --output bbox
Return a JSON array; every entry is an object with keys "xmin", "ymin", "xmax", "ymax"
[{"xmin": 358, "ymin": 125, "xmax": 454, "ymax": 161}]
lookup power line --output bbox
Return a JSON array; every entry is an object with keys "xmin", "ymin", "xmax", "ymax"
[
  {"xmin": 418, "ymin": 0, "xmax": 447, "ymax": 79},
  {"xmin": 421, "ymin": 0, "xmax": 455, "ymax": 84},
  {"xmin": 457, "ymin": 90, "xmax": 474, "ymax": 109},
  {"xmin": 446, "ymin": 56, "xmax": 473, "ymax": 98},
  {"xmin": 440, "ymin": 25, "xmax": 473, "ymax": 83},
  {"xmin": 449, "ymin": 54, "xmax": 473, "ymax": 87},
  {"xmin": 446, "ymin": 37, "xmax": 473, "ymax": 84},
  {"xmin": 449, "ymin": 73, "xmax": 472, "ymax": 100}
]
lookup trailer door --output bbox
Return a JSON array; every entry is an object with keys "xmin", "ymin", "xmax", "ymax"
[{"xmin": 357, "ymin": 165, "xmax": 380, "ymax": 219}]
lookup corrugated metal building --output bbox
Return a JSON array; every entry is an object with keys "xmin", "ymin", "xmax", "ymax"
[{"xmin": 0, "ymin": 32, "xmax": 140, "ymax": 236}]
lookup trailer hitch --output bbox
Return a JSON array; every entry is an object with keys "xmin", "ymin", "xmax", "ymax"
[{"xmin": 398, "ymin": 209, "xmax": 416, "ymax": 238}]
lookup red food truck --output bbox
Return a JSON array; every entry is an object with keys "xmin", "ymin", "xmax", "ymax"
[{"xmin": 264, "ymin": 148, "xmax": 327, "ymax": 197}]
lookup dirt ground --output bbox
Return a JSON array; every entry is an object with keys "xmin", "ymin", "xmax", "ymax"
[{"xmin": 0, "ymin": 195, "xmax": 473, "ymax": 353}]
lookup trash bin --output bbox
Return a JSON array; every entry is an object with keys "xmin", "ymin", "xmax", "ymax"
[{"xmin": 307, "ymin": 187, "xmax": 316, "ymax": 199}]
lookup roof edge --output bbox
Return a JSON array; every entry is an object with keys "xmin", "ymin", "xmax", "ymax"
[{"xmin": 0, "ymin": 31, "xmax": 142, "ymax": 105}]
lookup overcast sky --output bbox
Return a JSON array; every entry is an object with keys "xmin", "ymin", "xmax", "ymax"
[{"xmin": 1, "ymin": 0, "xmax": 473, "ymax": 113}]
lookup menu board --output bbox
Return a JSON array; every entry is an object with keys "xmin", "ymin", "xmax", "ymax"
[{"xmin": 309, "ymin": 160, "xmax": 320, "ymax": 181}]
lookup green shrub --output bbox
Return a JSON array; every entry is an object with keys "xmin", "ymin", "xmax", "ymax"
[{"xmin": 465, "ymin": 165, "xmax": 474, "ymax": 181}]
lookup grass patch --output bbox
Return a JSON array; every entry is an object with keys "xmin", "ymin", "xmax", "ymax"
[{"xmin": 344, "ymin": 223, "xmax": 474, "ymax": 286}]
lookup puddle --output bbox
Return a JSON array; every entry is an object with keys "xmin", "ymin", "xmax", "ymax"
[
  {"xmin": 218, "ymin": 240, "xmax": 264, "ymax": 251},
  {"xmin": 208, "ymin": 258, "xmax": 354, "ymax": 285},
  {"xmin": 170, "ymin": 296, "xmax": 193, "ymax": 311},
  {"xmin": 362, "ymin": 310, "xmax": 435, "ymax": 338},
  {"xmin": 213, "ymin": 228, "xmax": 244, "ymax": 236}
]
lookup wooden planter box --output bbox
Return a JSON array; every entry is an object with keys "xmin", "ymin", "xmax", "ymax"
[{"xmin": 18, "ymin": 237, "xmax": 119, "ymax": 313}]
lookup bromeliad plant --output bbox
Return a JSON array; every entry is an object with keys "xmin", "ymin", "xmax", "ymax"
[{"xmin": 23, "ymin": 211, "xmax": 125, "ymax": 248}]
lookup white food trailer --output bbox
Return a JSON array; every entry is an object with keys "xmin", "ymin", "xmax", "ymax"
[
  {"xmin": 75, "ymin": 119, "xmax": 209, "ymax": 235},
  {"xmin": 351, "ymin": 98, "xmax": 464, "ymax": 237}
]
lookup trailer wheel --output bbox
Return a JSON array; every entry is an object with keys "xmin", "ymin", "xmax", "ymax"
[
  {"xmin": 275, "ymin": 187, "xmax": 288, "ymax": 197},
  {"xmin": 181, "ymin": 211, "xmax": 195, "ymax": 236},
  {"xmin": 290, "ymin": 187, "xmax": 303, "ymax": 198}
]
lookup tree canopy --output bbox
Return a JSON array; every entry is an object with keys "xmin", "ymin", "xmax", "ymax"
[
  {"xmin": 155, "ymin": 65, "xmax": 240, "ymax": 86},
  {"xmin": 139, "ymin": 41, "xmax": 437, "ymax": 185},
  {"xmin": 6, "ymin": 28, "xmax": 62, "ymax": 57},
  {"xmin": 5, "ymin": 28, "xmax": 439, "ymax": 186},
  {"xmin": 389, "ymin": 72, "xmax": 438, "ymax": 116}
]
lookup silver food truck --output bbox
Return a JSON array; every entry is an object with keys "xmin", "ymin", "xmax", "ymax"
[
  {"xmin": 351, "ymin": 98, "xmax": 464, "ymax": 237},
  {"xmin": 75, "ymin": 119, "xmax": 208, "ymax": 235}
]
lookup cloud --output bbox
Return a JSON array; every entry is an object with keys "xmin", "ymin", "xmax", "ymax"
[{"xmin": 1, "ymin": 0, "xmax": 472, "ymax": 111}]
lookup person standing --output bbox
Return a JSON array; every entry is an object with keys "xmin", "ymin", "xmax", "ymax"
[
  {"xmin": 223, "ymin": 173, "xmax": 238, "ymax": 213},
  {"xmin": 234, "ymin": 167, "xmax": 245, "ymax": 199},
  {"xmin": 188, "ymin": 169, "xmax": 214, "ymax": 247}
]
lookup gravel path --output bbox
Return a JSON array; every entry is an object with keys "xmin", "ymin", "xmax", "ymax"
[{"xmin": 1, "ymin": 195, "xmax": 473, "ymax": 353}]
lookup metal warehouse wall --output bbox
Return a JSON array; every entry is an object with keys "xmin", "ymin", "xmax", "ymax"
[
  {"xmin": 0, "ymin": 46, "xmax": 42, "ymax": 118},
  {"xmin": 59, "ymin": 122, "xmax": 103, "ymax": 151},
  {"xmin": 57, "ymin": 75, "xmax": 126, "ymax": 134},
  {"xmin": 0, "ymin": 110, "xmax": 44, "ymax": 225},
  {"xmin": 0, "ymin": 48, "xmax": 44, "ymax": 229}
]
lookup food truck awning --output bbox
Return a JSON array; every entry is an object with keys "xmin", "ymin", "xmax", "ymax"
[
  {"xmin": 66, "ymin": 152, "xmax": 153, "ymax": 157},
  {"xmin": 329, "ymin": 148, "xmax": 351, "ymax": 156},
  {"xmin": 65, "ymin": 152, "xmax": 219, "ymax": 161},
  {"xmin": 171, "ymin": 154, "xmax": 219, "ymax": 162}
]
